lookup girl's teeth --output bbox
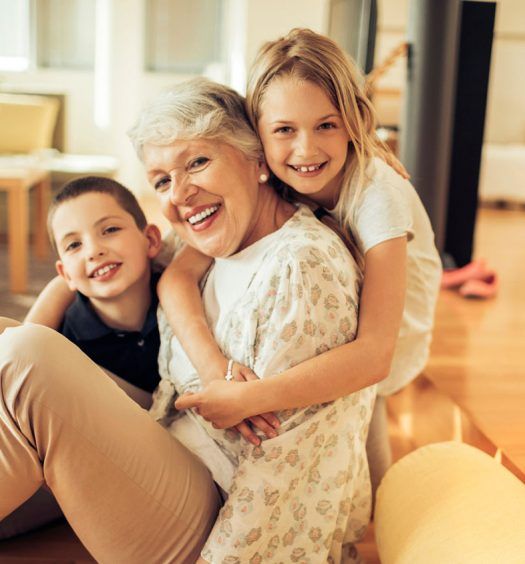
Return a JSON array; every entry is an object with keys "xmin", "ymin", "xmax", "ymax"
[
  {"xmin": 188, "ymin": 205, "xmax": 219, "ymax": 225},
  {"xmin": 297, "ymin": 165, "xmax": 321, "ymax": 172}
]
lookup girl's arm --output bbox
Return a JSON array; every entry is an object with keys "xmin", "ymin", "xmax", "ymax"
[
  {"xmin": 25, "ymin": 276, "xmax": 75, "ymax": 328},
  {"xmin": 158, "ymin": 245, "xmax": 279, "ymax": 443},
  {"xmin": 157, "ymin": 245, "xmax": 225, "ymax": 384},
  {"xmin": 176, "ymin": 236, "xmax": 406, "ymax": 427}
]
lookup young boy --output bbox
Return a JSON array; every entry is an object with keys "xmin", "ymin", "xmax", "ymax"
[
  {"xmin": 0, "ymin": 176, "xmax": 163, "ymax": 541},
  {"xmin": 48, "ymin": 176, "xmax": 163, "ymax": 396}
]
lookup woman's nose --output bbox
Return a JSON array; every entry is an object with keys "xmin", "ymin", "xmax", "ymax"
[{"xmin": 168, "ymin": 171, "xmax": 198, "ymax": 205}]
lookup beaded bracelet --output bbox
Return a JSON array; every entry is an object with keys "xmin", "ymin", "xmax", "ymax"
[{"xmin": 224, "ymin": 359, "xmax": 234, "ymax": 381}]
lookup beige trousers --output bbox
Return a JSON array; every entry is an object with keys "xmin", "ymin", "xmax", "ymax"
[{"xmin": 0, "ymin": 319, "xmax": 220, "ymax": 563}]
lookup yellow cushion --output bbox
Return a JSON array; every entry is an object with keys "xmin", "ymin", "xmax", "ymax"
[
  {"xmin": 0, "ymin": 93, "xmax": 59, "ymax": 153},
  {"xmin": 375, "ymin": 442, "xmax": 525, "ymax": 563}
]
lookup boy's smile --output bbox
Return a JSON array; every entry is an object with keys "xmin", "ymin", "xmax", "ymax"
[{"xmin": 52, "ymin": 192, "xmax": 158, "ymax": 302}]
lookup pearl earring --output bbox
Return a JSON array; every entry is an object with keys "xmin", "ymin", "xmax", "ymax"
[{"xmin": 259, "ymin": 173, "xmax": 269, "ymax": 183}]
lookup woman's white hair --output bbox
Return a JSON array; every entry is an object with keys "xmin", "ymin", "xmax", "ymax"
[{"xmin": 128, "ymin": 77, "xmax": 263, "ymax": 162}]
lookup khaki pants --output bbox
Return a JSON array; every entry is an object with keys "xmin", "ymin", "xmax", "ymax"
[{"xmin": 0, "ymin": 320, "xmax": 220, "ymax": 563}]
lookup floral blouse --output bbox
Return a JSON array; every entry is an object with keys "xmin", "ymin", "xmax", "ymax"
[{"xmin": 150, "ymin": 205, "xmax": 376, "ymax": 563}]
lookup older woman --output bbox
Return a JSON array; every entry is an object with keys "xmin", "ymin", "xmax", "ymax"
[{"xmin": 0, "ymin": 79, "xmax": 374, "ymax": 562}]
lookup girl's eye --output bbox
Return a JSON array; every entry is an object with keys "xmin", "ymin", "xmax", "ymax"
[
  {"xmin": 64, "ymin": 241, "xmax": 81, "ymax": 253},
  {"xmin": 188, "ymin": 156, "xmax": 210, "ymax": 172},
  {"xmin": 319, "ymin": 122, "xmax": 336, "ymax": 130},
  {"xmin": 154, "ymin": 176, "xmax": 170, "ymax": 191}
]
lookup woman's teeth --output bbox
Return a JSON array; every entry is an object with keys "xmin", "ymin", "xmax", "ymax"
[
  {"xmin": 292, "ymin": 164, "xmax": 323, "ymax": 172},
  {"xmin": 188, "ymin": 205, "xmax": 219, "ymax": 225}
]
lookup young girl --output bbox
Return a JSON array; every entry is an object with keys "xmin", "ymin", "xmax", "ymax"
[{"xmin": 159, "ymin": 28, "xmax": 442, "ymax": 497}]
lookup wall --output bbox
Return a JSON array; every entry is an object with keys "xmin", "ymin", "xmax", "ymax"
[
  {"xmin": 1, "ymin": 0, "xmax": 522, "ymax": 198},
  {"xmin": 374, "ymin": 0, "xmax": 525, "ymax": 144}
]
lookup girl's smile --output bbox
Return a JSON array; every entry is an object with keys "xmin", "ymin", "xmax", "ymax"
[{"xmin": 257, "ymin": 76, "xmax": 350, "ymax": 208}]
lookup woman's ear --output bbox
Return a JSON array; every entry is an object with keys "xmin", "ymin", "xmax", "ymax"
[
  {"xmin": 257, "ymin": 160, "xmax": 270, "ymax": 184},
  {"xmin": 144, "ymin": 224, "xmax": 163, "ymax": 259}
]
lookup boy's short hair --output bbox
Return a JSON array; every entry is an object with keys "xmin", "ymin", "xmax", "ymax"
[{"xmin": 48, "ymin": 176, "xmax": 147, "ymax": 252}]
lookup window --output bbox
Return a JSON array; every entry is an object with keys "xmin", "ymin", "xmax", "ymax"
[
  {"xmin": 36, "ymin": 0, "xmax": 95, "ymax": 69},
  {"xmin": 145, "ymin": 0, "xmax": 225, "ymax": 73},
  {"xmin": 0, "ymin": 0, "xmax": 30, "ymax": 71}
]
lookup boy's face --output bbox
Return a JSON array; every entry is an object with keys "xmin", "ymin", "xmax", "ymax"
[{"xmin": 52, "ymin": 192, "xmax": 161, "ymax": 300}]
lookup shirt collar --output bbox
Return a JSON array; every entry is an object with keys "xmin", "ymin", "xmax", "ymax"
[{"xmin": 63, "ymin": 270, "xmax": 160, "ymax": 341}]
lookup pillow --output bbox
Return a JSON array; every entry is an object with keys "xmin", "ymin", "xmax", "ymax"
[{"xmin": 375, "ymin": 441, "xmax": 525, "ymax": 563}]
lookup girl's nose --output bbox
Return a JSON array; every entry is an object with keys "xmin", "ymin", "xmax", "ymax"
[{"xmin": 294, "ymin": 131, "xmax": 317, "ymax": 159}]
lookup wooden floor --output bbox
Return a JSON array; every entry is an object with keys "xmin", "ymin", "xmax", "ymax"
[{"xmin": 0, "ymin": 205, "xmax": 524, "ymax": 562}]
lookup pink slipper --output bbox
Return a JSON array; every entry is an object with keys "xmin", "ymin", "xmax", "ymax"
[
  {"xmin": 441, "ymin": 259, "xmax": 490, "ymax": 289},
  {"xmin": 459, "ymin": 273, "xmax": 498, "ymax": 299}
]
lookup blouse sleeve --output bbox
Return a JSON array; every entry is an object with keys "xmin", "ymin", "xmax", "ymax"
[{"xmin": 252, "ymin": 241, "xmax": 361, "ymax": 386}]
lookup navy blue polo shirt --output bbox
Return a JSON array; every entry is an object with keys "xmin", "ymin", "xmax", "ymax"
[{"xmin": 60, "ymin": 272, "xmax": 161, "ymax": 392}]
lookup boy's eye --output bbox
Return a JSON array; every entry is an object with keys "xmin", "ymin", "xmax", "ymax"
[
  {"xmin": 103, "ymin": 226, "xmax": 121, "ymax": 235},
  {"xmin": 154, "ymin": 176, "xmax": 170, "ymax": 192},
  {"xmin": 64, "ymin": 241, "xmax": 81, "ymax": 252},
  {"xmin": 188, "ymin": 156, "xmax": 210, "ymax": 172}
]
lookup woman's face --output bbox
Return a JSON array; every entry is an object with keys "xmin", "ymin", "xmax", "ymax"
[{"xmin": 144, "ymin": 139, "xmax": 264, "ymax": 258}]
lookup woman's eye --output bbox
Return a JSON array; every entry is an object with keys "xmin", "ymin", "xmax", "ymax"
[
  {"xmin": 274, "ymin": 126, "xmax": 293, "ymax": 135},
  {"xmin": 188, "ymin": 157, "xmax": 210, "ymax": 172},
  {"xmin": 154, "ymin": 176, "xmax": 170, "ymax": 191},
  {"xmin": 319, "ymin": 122, "xmax": 336, "ymax": 130}
]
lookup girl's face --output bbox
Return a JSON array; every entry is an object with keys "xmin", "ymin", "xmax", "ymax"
[{"xmin": 258, "ymin": 76, "xmax": 350, "ymax": 208}]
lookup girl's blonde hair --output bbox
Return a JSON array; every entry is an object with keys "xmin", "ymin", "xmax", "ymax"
[{"xmin": 246, "ymin": 28, "xmax": 395, "ymax": 234}]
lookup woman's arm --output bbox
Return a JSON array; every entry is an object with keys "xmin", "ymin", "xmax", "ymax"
[
  {"xmin": 176, "ymin": 236, "xmax": 406, "ymax": 427},
  {"xmin": 25, "ymin": 276, "xmax": 75, "ymax": 328}
]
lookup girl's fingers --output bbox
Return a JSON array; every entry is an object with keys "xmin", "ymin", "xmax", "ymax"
[
  {"xmin": 248, "ymin": 416, "xmax": 278, "ymax": 439},
  {"xmin": 235, "ymin": 422, "xmax": 261, "ymax": 446},
  {"xmin": 258, "ymin": 412, "xmax": 281, "ymax": 429}
]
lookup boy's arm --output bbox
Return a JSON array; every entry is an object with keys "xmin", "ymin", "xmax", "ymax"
[
  {"xmin": 25, "ymin": 276, "xmax": 75, "ymax": 329},
  {"xmin": 176, "ymin": 237, "xmax": 407, "ymax": 427}
]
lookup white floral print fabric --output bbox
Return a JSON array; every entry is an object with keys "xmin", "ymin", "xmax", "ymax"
[{"xmin": 152, "ymin": 206, "xmax": 375, "ymax": 563}]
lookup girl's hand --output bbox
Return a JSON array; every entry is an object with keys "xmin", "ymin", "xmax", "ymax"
[
  {"xmin": 229, "ymin": 362, "xmax": 281, "ymax": 441},
  {"xmin": 175, "ymin": 377, "xmax": 280, "ymax": 446}
]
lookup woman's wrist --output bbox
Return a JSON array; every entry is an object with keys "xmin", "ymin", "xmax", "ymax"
[{"xmin": 200, "ymin": 353, "xmax": 229, "ymax": 385}]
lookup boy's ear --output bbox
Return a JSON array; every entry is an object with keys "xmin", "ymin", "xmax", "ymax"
[
  {"xmin": 55, "ymin": 260, "xmax": 78, "ymax": 292},
  {"xmin": 144, "ymin": 224, "xmax": 162, "ymax": 259}
]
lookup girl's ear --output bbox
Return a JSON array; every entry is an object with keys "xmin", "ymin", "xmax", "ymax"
[
  {"xmin": 144, "ymin": 224, "xmax": 163, "ymax": 259},
  {"xmin": 55, "ymin": 260, "xmax": 77, "ymax": 292}
]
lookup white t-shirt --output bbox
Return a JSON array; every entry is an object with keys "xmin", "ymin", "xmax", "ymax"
[{"xmin": 332, "ymin": 157, "xmax": 442, "ymax": 395}]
